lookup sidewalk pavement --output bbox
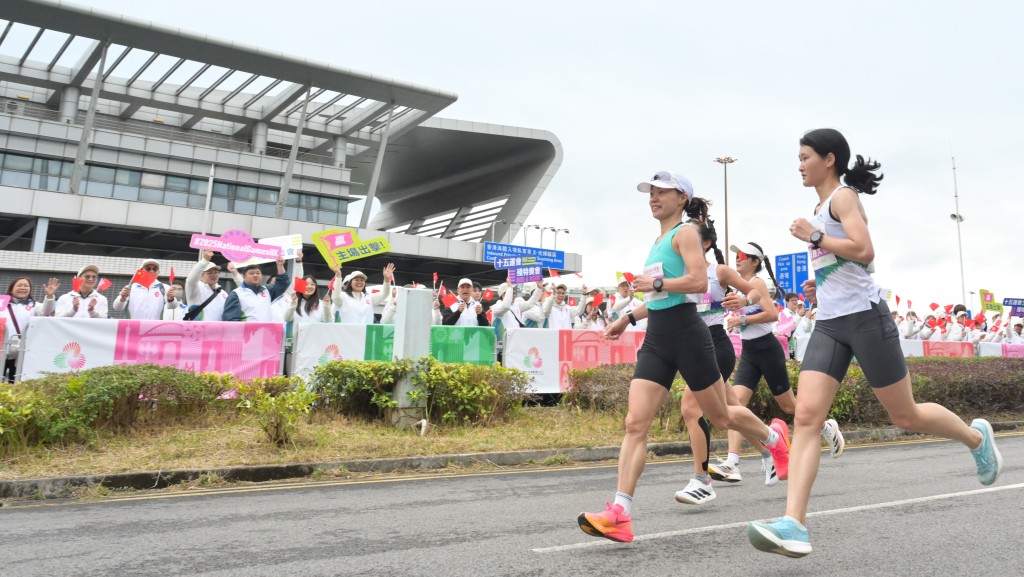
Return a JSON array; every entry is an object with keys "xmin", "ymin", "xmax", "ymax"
[{"xmin": 2, "ymin": 421, "xmax": 1020, "ymax": 500}]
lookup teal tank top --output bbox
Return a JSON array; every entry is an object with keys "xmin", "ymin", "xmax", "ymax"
[{"xmin": 644, "ymin": 222, "xmax": 691, "ymax": 311}]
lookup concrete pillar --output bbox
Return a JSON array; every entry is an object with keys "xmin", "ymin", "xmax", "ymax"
[
  {"xmin": 332, "ymin": 136, "xmax": 348, "ymax": 168},
  {"xmin": 389, "ymin": 287, "xmax": 432, "ymax": 427},
  {"xmin": 252, "ymin": 121, "xmax": 268, "ymax": 155},
  {"xmin": 31, "ymin": 217, "xmax": 49, "ymax": 253},
  {"xmin": 59, "ymin": 87, "xmax": 80, "ymax": 124}
]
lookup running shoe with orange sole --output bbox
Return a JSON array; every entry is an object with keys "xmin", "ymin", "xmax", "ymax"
[
  {"xmin": 766, "ymin": 418, "xmax": 791, "ymax": 481},
  {"xmin": 577, "ymin": 502, "xmax": 634, "ymax": 543}
]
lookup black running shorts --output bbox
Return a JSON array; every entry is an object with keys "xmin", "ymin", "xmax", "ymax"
[
  {"xmin": 633, "ymin": 304, "xmax": 723, "ymax": 392},
  {"xmin": 709, "ymin": 324, "xmax": 737, "ymax": 382},
  {"xmin": 801, "ymin": 300, "xmax": 908, "ymax": 388},
  {"xmin": 733, "ymin": 332, "xmax": 792, "ymax": 396}
]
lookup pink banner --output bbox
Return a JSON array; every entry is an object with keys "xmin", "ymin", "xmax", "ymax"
[
  {"xmin": 922, "ymin": 341, "xmax": 975, "ymax": 358},
  {"xmin": 1002, "ymin": 343, "xmax": 1024, "ymax": 359},
  {"xmin": 113, "ymin": 320, "xmax": 283, "ymax": 380},
  {"xmin": 557, "ymin": 329, "xmax": 646, "ymax": 391}
]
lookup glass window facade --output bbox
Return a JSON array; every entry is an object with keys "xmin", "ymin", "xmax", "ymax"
[{"xmin": 0, "ymin": 150, "xmax": 348, "ymax": 225}]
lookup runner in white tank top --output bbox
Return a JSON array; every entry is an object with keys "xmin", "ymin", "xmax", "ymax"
[{"xmin": 748, "ymin": 128, "xmax": 1002, "ymax": 558}]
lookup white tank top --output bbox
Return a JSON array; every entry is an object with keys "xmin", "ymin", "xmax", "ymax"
[
  {"xmin": 809, "ymin": 186, "xmax": 880, "ymax": 321},
  {"xmin": 738, "ymin": 301, "xmax": 773, "ymax": 339},
  {"xmin": 694, "ymin": 263, "xmax": 727, "ymax": 328}
]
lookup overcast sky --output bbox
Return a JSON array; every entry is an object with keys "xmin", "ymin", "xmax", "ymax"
[{"xmin": 80, "ymin": 0, "xmax": 1024, "ymax": 313}]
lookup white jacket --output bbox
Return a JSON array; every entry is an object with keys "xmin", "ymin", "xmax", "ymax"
[{"xmin": 55, "ymin": 290, "xmax": 108, "ymax": 319}]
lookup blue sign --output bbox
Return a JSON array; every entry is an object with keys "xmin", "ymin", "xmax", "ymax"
[
  {"xmin": 484, "ymin": 242, "xmax": 565, "ymax": 269},
  {"xmin": 1003, "ymin": 298, "xmax": 1024, "ymax": 307},
  {"xmin": 774, "ymin": 252, "xmax": 809, "ymax": 303}
]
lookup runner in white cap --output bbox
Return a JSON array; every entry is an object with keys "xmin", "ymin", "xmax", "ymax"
[
  {"xmin": 747, "ymin": 128, "xmax": 1002, "ymax": 557},
  {"xmin": 578, "ymin": 171, "xmax": 790, "ymax": 544}
]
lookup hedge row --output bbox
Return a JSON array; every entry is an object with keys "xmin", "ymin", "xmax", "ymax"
[
  {"xmin": 565, "ymin": 357, "xmax": 1024, "ymax": 428},
  {"xmin": 0, "ymin": 359, "xmax": 533, "ymax": 454}
]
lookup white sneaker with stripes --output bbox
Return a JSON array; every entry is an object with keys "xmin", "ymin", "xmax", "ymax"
[
  {"xmin": 762, "ymin": 455, "xmax": 779, "ymax": 486},
  {"xmin": 675, "ymin": 477, "xmax": 717, "ymax": 505}
]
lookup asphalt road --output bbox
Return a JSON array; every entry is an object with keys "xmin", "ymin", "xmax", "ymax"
[{"xmin": 2, "ymin": 434, "xmax": 1022, "ymax": 577}]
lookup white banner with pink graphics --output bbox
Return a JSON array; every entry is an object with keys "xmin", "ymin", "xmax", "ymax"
[
  {"xmin": 19, "ymin": 318, "xmax": 283, "ymax": 381},
  {"xmin": 503, "ymin": 328, "xmax": 646, "ymax": 394}
]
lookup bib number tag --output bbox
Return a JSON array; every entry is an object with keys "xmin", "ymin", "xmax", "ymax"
[
  {"xmin": 644, "ymin": 262, "xmax": 667, "ymax": 301},
  {"xmin": 809, "ymin": 246, "xmax": 837, "ymax": 271}
]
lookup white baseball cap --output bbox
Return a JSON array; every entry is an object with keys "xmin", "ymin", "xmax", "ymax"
[
  {"xmin": 730, "ymin": 243, "xmax": 766, "ymax": 261},
  {"xmin": 637, "ymin": 171, "xmax": 694, "ymax": 196},
  {"xmin": 343, "ymin": 271, "xmax": 367, "ymax": 284},
  {"xmin": 139, "ymin": 259, "xmax": 160, "ymax": 269},
  {"xmin": 458, "ymin": 278, "xmax": 473, "ymax": 288},
  {"xmin": 77, "ymin": 264, "xmax": 100, "ymax": 277},
  {"xmin": 202, "ymin": 262, "xmax": 221, "ymax": 272}
]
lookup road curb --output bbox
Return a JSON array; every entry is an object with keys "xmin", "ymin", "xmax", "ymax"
[{"xmin": 2, "ymin": 420, "xmax": 1020, "ymax": 500}]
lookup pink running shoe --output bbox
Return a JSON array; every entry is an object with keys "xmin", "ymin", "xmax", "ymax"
[
  {"xmin": 767, "ymin": 418, "xmax": 791, "ymax": 481},
  {"xmin": 578, "ymin": 502, "xmax": 634, "ymax": 543}
]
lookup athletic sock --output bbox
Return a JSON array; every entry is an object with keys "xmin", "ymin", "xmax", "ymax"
[
  {"xmin": 726, "ymin": 452, "xmax": 741, "ymax": 466},
  {"xmin": 762, "ymin": 427, "xmax": 780, "ymax": 447},
  {"xmin": 613, "ymin": 492, "xmax": 633, "ymax": 515},
  {"xmin": 694, "ymin": 474, "xmax": 711, "ymax": 485},
  {"xmin": 761, "ymin": 449, "xmax": 771, "ymax": 458}
]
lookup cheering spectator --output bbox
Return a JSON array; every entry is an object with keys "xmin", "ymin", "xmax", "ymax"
[
  {"xmin": 222, "ymin": 257, "xmax": 289, "ymax": 322},
  {"xmin": 113, "ymin": 259, "xmax": 169, "ymax": 320},
  {"xmin": 286, "ymin": 275, "xmax": 332, "ymax": 324},
  {"xmin": 56, "ymin": 265, "xmax": 109, "ymax": 319},
  {"xmin": 3, "ymin": 277, "xmax": 59, "ymax": 382},
  {"xmin": 541, "ymin": 282, "xmax": 575, "ymax": 329},
  {"xmin": 332, "ymin": 264, "xmax": 393, "ymax": 324},
  {"xmin": 610, "ymin": 279, "xmax": 645, "ymax": 331},
  {"xmin": 185, "ymin": 250, "xmax": 229, "ymax": 321},
  {"xmin": 444, "ymin": 278, "xmax": 491, "ymax": 327},
  {"xmin": 577, "ymin": 298, "xmax": 608, "ymax": 329},
  {"xmin": 162, "ymin": 282, "xmax": 189, "ymax": 321}
]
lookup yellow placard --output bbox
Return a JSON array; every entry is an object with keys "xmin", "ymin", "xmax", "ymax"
[{"xmin": 311, "ymin": 228, "xmax": 391, "ymax": 268}]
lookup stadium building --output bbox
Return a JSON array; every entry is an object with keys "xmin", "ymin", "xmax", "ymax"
[{"xmin": 0, "ymin": 0, "xmax": 572, "ymax": 299}]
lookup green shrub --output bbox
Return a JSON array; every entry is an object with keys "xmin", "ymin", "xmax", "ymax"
[
  {"xmin": 308, "ymin": 360, "xmax": 413, "ymax": 419},
  {"xmin": 411, "ymin": 358, "xmax": 534, "ymax": 425},
  {"xmin": 237, "ymin": 377, "xmax": 316, "ymax": 446},
  {"xmin": 0, "ymin": 385, "xmax": 58, "ymax": 455}
]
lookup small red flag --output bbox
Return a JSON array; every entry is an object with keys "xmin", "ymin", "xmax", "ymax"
[
  {"xmin": 965, "ymin": 319, "xmax": 976, "ymax": 330},
  {"xmin": 623, "ymin": 272, "xmax": 635, "ymax": 283},
  {"xmin": 895, "ymin": 294, "xmax": 901, "ymax": 306},
  {"xmin": 944, "ymin": 304, "xmax": 954, "ymax": 314},
  {"xmin": 328, "ymin": 277, "xmax": 335, "ymax": 290},
  {"xmin": 131, "ymin": 269, "xmax": 157, "ymax": 288},
  {"xmin": 568, "ymin": 297, "xmax": 578, "ymax": 306},
  {"xmin": 929, "ymin": 303, "xmax": 940, "ymax": 312},
  {"xmin": 907, "ymin": 300, "xmax": 912, "ymax": 309},
  {"xmin": 482, "ymin": 289, "xmax": 495, "ymax": 301},
  {"xmin": 432, "ymin": 272, "xmax": 438, "ymax": 284},
  {"xmin": 974, "ymin": 312, "xmax": 987, "ymax": 324},
  {"xmin": 549, "ymin": 268, "xmax": 560, "ymax": 278},
  {"xmin": 168, "ymin": 267, "xmax": 176, "ymax": 286},
  {"xmin": 97, "ymin": 278, "xmax": 112, "ymax": 291},
  {"xmin": 439, "ymin": 284, "xmax": 448, "ymax": 296},
  {"xmin": 73, "ymin": 277, "xmax": 83, "ymax": 292},
  {"xmin": 926, "ymin": 318, "xmax": 938, "ymax": 329},
  {"xmin": 486, "ymin": 309, "xmax": 493, "ymax": 323},
  {"xmin": 294, "ymin": 278, "xmax": 308, "ymax": 293},
  {"xmin": 442, "ymin": 292, "xmax": 458, "ymax": 308},
  {"xmin": 592, "ymin": 293, "xmax": 604, "ymax": 308}
]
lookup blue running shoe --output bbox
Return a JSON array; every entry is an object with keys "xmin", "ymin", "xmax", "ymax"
[
  {"xmin": 747, "ymin": 516, "xmax": 812, "ymax": 558},
  {"xmin": 970, "ymin": 418, "xmax": 1003, "ymax": 486}
]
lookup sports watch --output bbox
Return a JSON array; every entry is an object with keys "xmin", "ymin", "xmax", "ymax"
[
  {"xmin": 809, "ymin": 229, "xmax": 825, "ymax": 249},
  {"xmin": 653, "ymin": 278, "xmax": 664, "ymax": 293}
]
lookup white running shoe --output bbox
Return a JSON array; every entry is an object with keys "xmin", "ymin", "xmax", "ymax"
[
  {"xmin": 762, "ymin": 455, "xmax": 779, "ymax": 486},
  {"xmin": 821, "ymin": 418, "xmax": 845, "ymax": 458},
  {"xmin": 675, "ymin": 477, "xmax": 717, "ymax": 505},
  {"xmin": 708, "ymin": 460, "xmax": 742, "ymax": 483}
]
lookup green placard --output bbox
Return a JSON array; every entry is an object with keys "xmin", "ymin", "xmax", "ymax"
[{"xmin": 430, "ymin": 326, "xmax": 496, "ymax": 365}]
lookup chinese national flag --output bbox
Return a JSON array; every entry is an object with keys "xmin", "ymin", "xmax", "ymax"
[
  {"xmin": 131, "ymin": 269, "xmax": 157, "ymax": 288},
  {"xmin": 439, "ymin": 284, "xmax": 448, "ymax": 296},
  {"xmin": 294, "ymin": 278, "xmax": 307, "ymax": 293},
  {"xmin": 592, "ymin": 293, "xmax": 604, "ymax": 308},
  {"xmin": 965, "ymin": 319, "xmax": 976, "ymax": 330},
  {"xmin": 568, "ymin": 297, "xmax": 578, "ymax": 306},
  {"xmin": 929, "ymin": 302, "xmax": 940, "ymax": 312},
  {"xmin": 974, "ymin": 312, "xmax": 987, "ymax": 324},
  {"xmin": 548, "ymin": 268, "xmax": 559, "ymax": 278},
  {"xmin": 73, "ymin": 277, "xmax": 83, "ymax": 292},
  {"xmin": 442, "ymin": 292, "xmax": 458, "ymax": 308},
  {"xmin": 895, "ymin": 294, "xmax": 901, "ymax": 306},
  {"xmin": 623, "ymin": 272, "xmax": 635, "ymax": 283},
  {"xmin": 926, "ymin": 318, "xmax": 938, "ymax": 329},
  {"xmin": 944, "ymin": 304, "xmax": 954, "ymax": 315}
]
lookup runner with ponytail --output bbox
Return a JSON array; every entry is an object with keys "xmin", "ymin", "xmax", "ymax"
[
  {"xmin": 747, "ymin": 128, "xmax": 1003, "ymax": 557},
  {"xmin": 577, "ymin": 171, "xmax": 791, "ymax": 542}
]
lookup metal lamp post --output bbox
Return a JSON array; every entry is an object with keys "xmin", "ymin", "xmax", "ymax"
[
  {"xmin": 553, "ymin": 228, "xmax": 569, "ymax": 250},
  {"xmin": 713, "ymin": 156, "xmax": 738, "ymax": 263},
  {"xmin": 950, "ymin": 156, "xmax": 967, "ymax": 306}
]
